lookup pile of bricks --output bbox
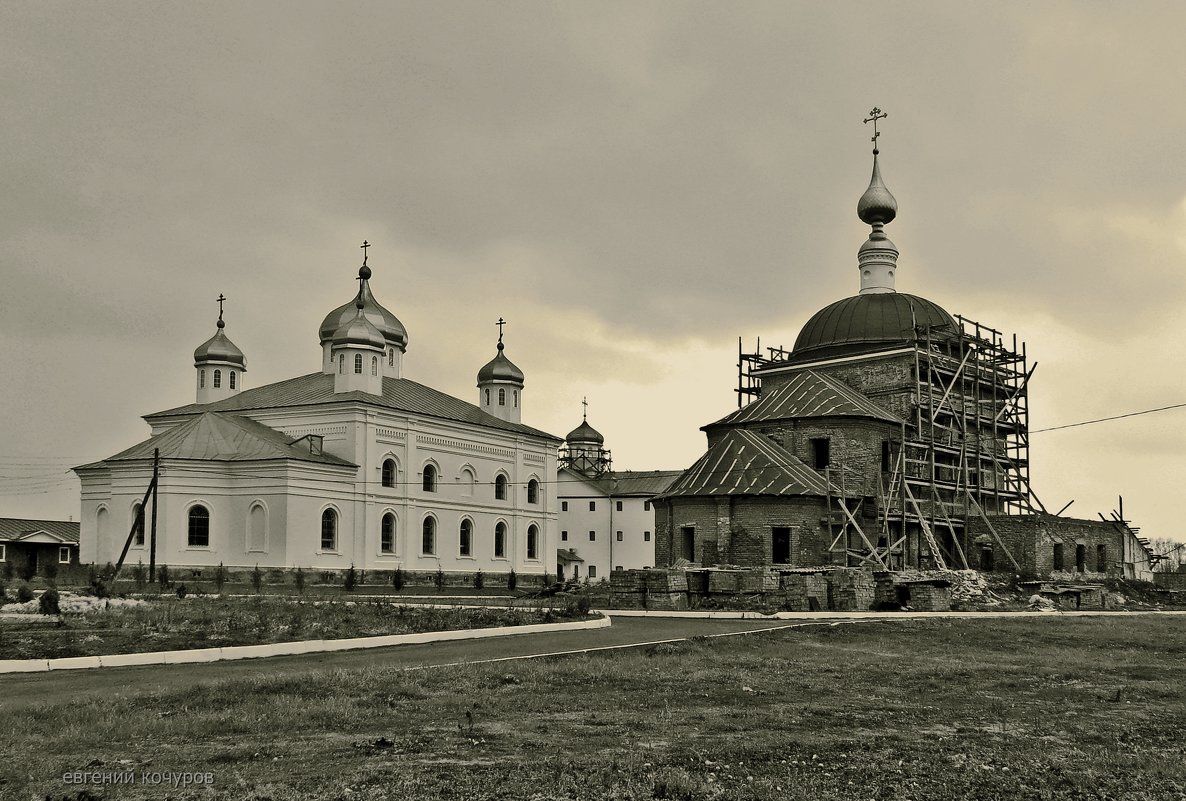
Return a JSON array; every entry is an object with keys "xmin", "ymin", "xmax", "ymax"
[
  {"xmin": 645, "ymin": 569, "xmax": 689, "ymax": 611},
  {"xmin": 780, "ymin": 573, "xmax": 829, "ymax": 611},
  {"xmin": 739, "ymin": 571, "xmax": 781, "ymax": 593},
  {"xmin": 609, "ymin": 568, "xmax": 647, "ymax": 609},
  {"xmin": 905, "ymin": 582, "xmax": 952, "ymax": 611},
  {"xmin": 708, "ymin": 570, "xmax": 745, "ymax": 595},
  {"xmin": 828, "ymin": 568, "xmax": 876, "ymax": 611}
]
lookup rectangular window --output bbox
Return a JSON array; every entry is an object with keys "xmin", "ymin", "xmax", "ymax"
[
  {"xmin": 680, "ymin": 527, "xmax": 695, "ymax": 561},
  {"xmin": 589, "ymin": 501, "xmax": 596, "ymax": 511},
  {"xmin": 1097, "ymin": 544, "xmax": 1108, "ymax": 573},
  {"xmin": 561, "ymin": 530, "xmax": 568, "ymax": 541},
  {"xmin": 0, "ymin": 543, "xmax": 6, "ymax": 561},
  {"xmin": 588, "ymin": 566, "xmax": 597, "ymax": 579},
  {"xmin": 772, "ymin": 526, "xmax": 792, "ymax": 565},
  {"xmin": 615, "ymin": 565, "xmax": 623, "ymax": 572},
  {"xmin": 59, "ymin": 546, "xmax": 71, "ymax": 564},
  {"xmin": 810, "ymin": 438, "xmax": 830, "ymax": 470},
  {"xmin": 644, "ymin": 500, "xmax": 650, "ymax": 511},
  {"xmin": 881, "ymin": 441, "xmax": 892, "ymax": 472},
  {"xmin": 589, "ymin": 530, "xmax": 596, "ymax": 542},
  {"xmin": 1075, "ymin": 544, "xmax": 1086, "ymax": 572},
  {"xmin": 616, "ymin": 501, "xmax": 623, "ymax": 512},
  {"xmin": 562, "ymin": 501, "xmax": 568, "ymax": 512},
  {"xmin": 616, "ymin": 531, "xmax": 623, "ymax": 542},
  {"xmin": 1053, "ymin": 543, "xmax": 1065, "ymax": 571},
  {"xmin": 644, "ymin": 531, "xmax": 651, "ymax": 542}
]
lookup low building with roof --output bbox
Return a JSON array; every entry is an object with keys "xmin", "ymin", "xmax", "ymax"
[
  {"xmin": 74, "ymin": 248, "xmax": 560, "ymax": 583},
  {"xmin": 555, "ymin": 406, "xmax": 680, "ymax": 580},
  {"xmin": 0, "ymin": 518, "xmax": 80, "ymax": 579}
]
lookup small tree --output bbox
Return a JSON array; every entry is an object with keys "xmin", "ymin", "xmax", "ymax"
[
  {"xmin": 251, "ymin": 564, "xmax": 263, "ymax": 594},
  {"xmin": 392, "ymin": 567, "xmax": 405, "ymax": 592},
  {"xmin": 0, "ymin": 576, "xmax": 6, "ymax": 602},
  {"xmin": 39, "ymin": 587, "xmax": 61, "ymax": 615},
  {"xmin": 175, "ymin": 583, "xmax": 189, "ymax": 599},
  {"xmin": 434, "ymin": 567, "xmax": 446, "ymax": 591},
  {"xmin": 294, "ymin": 566, "xmax": 306, "ymax": 596},
  {"xmin": 473, "ymin": 569, "xmax": 484, "ymax": 590},
  {"xmin": 507, "ymin": 569, "xmax": 517, "ymax": 591},
  {"xmin": 158, "ymin": 564, "xmax": 171, "ymax": 589},
  {"xmin": 214, "ymin": 562, "xmax": 228, "ymax": 594},
  {"xmin": 132, "ymin": 561, "xmax": 147, "ymax": 590},
  {"xmin": 2, "ymin": 560, "xmax": 13, "ymax": 580},
  {"xmin": 344, "ymin": 564, "xmax": 357, "ymax": 592},
  {"xmin": 102, "ymin": 562, "xmax": 117, "ymax": 582},
  {"xmin": 20, "ymin": 559, "xmax": 36, "ymax": 582},
  {"xmin": 42, "ymin": 557, "xmax": 59, "ymax": 586},
  {"xmin": 17, "ymin": 584, "xmax": 35, "ymax": 603}
]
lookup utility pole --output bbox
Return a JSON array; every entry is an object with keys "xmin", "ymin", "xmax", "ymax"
[{"xmin": 149, "ymin": 448, "xmax": 159, "ymax": 583}]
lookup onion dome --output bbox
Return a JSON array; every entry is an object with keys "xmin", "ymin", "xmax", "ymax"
[
  {"xmin": 566, "ymin": 419, "xmax": 604, "ymax": 446},
  {"xmin": 791, "ymin": 293, "xmax": 958, "ymax": 361},
  {"xmin": 331, "ymin": 299, "xmax": 386, "ymax": 349},
  {"xmin": 857, "ymin": 151, "xmax": 897, "ymax": 225},
  {"xmin": 477, "ymin": 341, "xmax": 525, "ymax": 386},
  {"xmin": 319, "ymin": 264, "xmax": 408, "ymax": 351},
  {"xmin": 193, "ymin": 316, "xmax": 245, "ymax": 367}
]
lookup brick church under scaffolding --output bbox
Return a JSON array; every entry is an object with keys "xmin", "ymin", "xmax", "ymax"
[{"xmin": 653, "ymin": 122, "xmax": 1154, "ymax": 581}]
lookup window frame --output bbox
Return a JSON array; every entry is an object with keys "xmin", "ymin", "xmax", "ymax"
[
  {"xmin": 421, "ymin": 516, "xmax": 437, "ymax": 556},
  {"xmin": 131, "ymin": 501, "xmax": 145, "ymax": 547},
  {"xmin": 527, "ymin": 478, "xmax": 540, "ymax": 504},
  {"xmin": 494, "ymin": 473, "xmax": 508, "ymax": 501},
  {"xmin": 229, "ymin": 370, "xmax": 237, "ymax": 390},
  {"xmin": 381, "ymin": 458, "xmax": 397, "ymax": 488},
  {"xmin": 494, "ymin": 521, "xmax": 508, "ymax": 559},
  {"xmin": 213, "ymin": 369, "xmax": 222, "ymax": 389},
  {"xmin": 459, "ymin": 518, "xmax": 474, "ymax": 557},
  {"xmin": 354, "ymin": 353, "xmax": 363, "ymax": 374},
  {"xmin": 187, "ymin": 504, "xmax": 211, "ymax": 549},
  {"xmin": 422, "ymin": 463, "xmax": 438, "ymax": 493},
  {"xmin": 526, "ymin": 524, "xmax": 539, "ymax": 560},
  {"xmin": 381, "ymin": 511, "xmax": 396, "ymax": 555},
  {"xmin": 59, "ymin": 546, "xmax": 71, "ymax": 564},
  {"xmin": 320, "ymin": 507, "xmax": 338, "ymax": 552}
]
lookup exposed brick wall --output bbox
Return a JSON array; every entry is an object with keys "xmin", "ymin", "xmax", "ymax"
[
  {"xmin": 656, "ymin": 496, "xmax": 831, "ymax": 568},
  {"xmin": 968, "ymin": 514, "xmax": 1121, "ymax": 579}
]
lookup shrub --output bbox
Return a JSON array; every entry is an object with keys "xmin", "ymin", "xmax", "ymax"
[
  {"xmin": 507, "ymin": 569, "xmax": 517, "ymax": 591},
  {"xmin": 175, "ymin": 583, "xmax": 188, "ymax": 599},
  {"xmin": 215, "ymin": 562, "xmax": 228, "ymax": 594},
  {"xmin": 20, "ymin": 560, "xmax": 37, "ymax": 582},
  {"xmin": 563, "ymin": 593, "xmax": 592, "ymax": 618},
  {"xmin": 251, "ymin": 564, "xmax": 263, "ymax": 594},
  {"xmin": 294, "ymin": 566, "xmax": 306, "ymax": 595},
  {"xmin": 42, "ymin": 557, "xmax": 59, "ymax": 583},
  {"xmin": 132, "ymin": 561, "xmax": 147, "ymax": 590},
  {"xmin": 0, "ymin": 576, "xmax": 6, "ymax": 602},
  {"xmin": 102, "ymin": 562, "xmax": 117, "ymax": 581},
  {"xmin": 39, "ymin": 587, "xmax": 60, "ymax": 615},
  {"xmin": 541, "ymin": 571, "xmax": 552, "ymax": 588},
  {"xmin": 434, "ymin": 568, "xmax": 446, "ymax": 591},
  {"xmin": 157, "ymin": 564, "xmax": 171, "ymax": 589},
  {"xmin": 392, "ymin": 567, "xmax": 405, "ymax": 591},
  {"xmin": 473, "ymin": 570, "xmax": 484, "ymax": 590},
  {"xmin": 344, "ymin": 565, "xmax": 357, "ymax": 592},
  {"xmin": 17, "ymin": 584, "xmax": 35, "ymax": 603},
  {"xmin": 2, "ymin": 560, "xmax": 12, "ymax": 580}
]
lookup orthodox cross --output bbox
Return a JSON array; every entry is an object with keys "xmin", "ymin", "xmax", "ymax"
[
  {"xmin": 864, "ymin": 107, "xmax": 887, "ymax": 152},
  {"xmin": 216, "ymin": 293, "xmax": 226, "ymax": 321},
  {"xmin": 496, "ymin": 317, "xmax": 506, "ymax": 343},
  {"xmin": 360, "ymin": 240, "xmax": 370, "ymax": 266},
  {"xmin": 582, "ymin": 396, "xmax": 588, "ymax": 421}
]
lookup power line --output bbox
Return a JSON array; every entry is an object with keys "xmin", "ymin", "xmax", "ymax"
[{"xmin": 1033, "ymin": 401, "xmax": 1186, "ymax": 433}]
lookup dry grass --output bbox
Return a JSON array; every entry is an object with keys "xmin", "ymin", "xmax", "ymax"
[{"xmin": 10, "ymin": 616, "xmax": 1186, "ymax": 800}]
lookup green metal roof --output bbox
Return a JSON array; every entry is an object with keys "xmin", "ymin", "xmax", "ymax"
[
  {"xmin": 789, "ymin": 293, "xmax": 958, "ymax": 361},
  {"xmin": 656, "ymin": 429, "xmax": 829, "ymax": 500}
]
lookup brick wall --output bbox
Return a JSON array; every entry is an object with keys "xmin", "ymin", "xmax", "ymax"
[
  {"xmin": 656, "ymin": 495, "xmax": 830, "ymax": 568},
  {"xmin": 968, "ymin": 514, "xmax": 1121, "ymax": 579}
]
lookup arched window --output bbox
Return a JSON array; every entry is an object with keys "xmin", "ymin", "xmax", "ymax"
[
  {"xmin": 354, "ymin": 353, "xmax": 363, "ymax": 374},
  {"xmin": 188, "ymin": 505, "xmax": 210, "ymax": 547},
  {"xmin": 389, "ymin": 348, "xmax": 395, "ymax": 367},
  {"xmin": 498, "ymin": 387, "xmax": 506, "ymax": 406},
  {"xmin": 248, "ymin": 503, "xmax": 266, "ymax": 552},
  {"xmin": 199, "ymin": 369, "xmax": 205, "ymax": 389},
  {"xmin": 485, "ymin": 388, "xmax": 490, "ymax": 405},
  {"xmin": 422, "ymin": 517, "xmax": 436, "ymax": 555},
  {"xmin": 495, "ymin": 474, "xmax": 507, "ymax": 500},
  {"xmin": 131, "ymin": 502, "xmax": 144, "ymax": 546},
  {"xmin": 527, "ymin": 478, "xmax": 540, "ymax": 504},
  {"xmin": 422, "ymin": 464, "xmax": 437, "ymax": 492},
  {"xmin": 459, "ymin": 519, "xmax": 473, "ymax": 556},
  {"xmin": 381, "ymin": 459, "xmax": 396, "ymax": 488},
  {"xmin": 526, "ymin": 524, "xmax": 539, "ymax": 560},
  {"xmin": 338, "ymin": 354, "xmax": 344, "ymax": 374},
  {"xmin": 320, "ymin": 508, "xmax": 337, "ymax": 551},
  {"xmin": 514, "ymin": 390, "xmax": 518, "ymax": 408},
  {"xmin": 96, "ymin": 506, "xmax": 109, "ymax": 546},
  {"xmin": 229, "ymin": 371, "xmax": 237, "ymax": 390},
  {"xmin": 494, "ymin": 521, "xmax": 507, "ymax": 559},
  {"xmin": 213, "ymin": 369, "xmax": 222, "ymax": 389},
  {"xmin": 381, "ymin": 512, "xmax": 396, "ymax": 554},
  {"xmin": 460, "ymin": 467, "xmax": 476, "ymax": 496},
  {"xmin": 371, "ymin": 355, "xmax": 378, "ymax": 376}
]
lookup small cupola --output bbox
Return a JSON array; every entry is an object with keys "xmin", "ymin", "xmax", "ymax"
[
  {"xmin": 558, "ymin": 398, "xmax": 611, "ymax": 476},
  {"xmin": 320, "ymin": 241, "xmax": 408, "ymax": 378},
  {"xmin": 856, "ymin": 107, "xmax": 900, "ymax": 295},
  {"xmin": 194, "ymin": 293, "xmax": 246, "ymax": 404},
  {"xmin": 330, "ymin": 297, "xmax": 386, "ymax": 395},
  {"xmin": 477, "ymin": 317, "xmax": 525, "ymax": 423}
]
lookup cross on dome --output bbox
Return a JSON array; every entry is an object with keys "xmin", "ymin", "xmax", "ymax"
[{"xmin": 864, "ymin": 107, "xmax": 887, "ymax": 154}]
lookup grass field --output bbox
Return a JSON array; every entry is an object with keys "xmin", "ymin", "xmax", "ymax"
[
  {"xmin": 0, "ymin": 596, "xmax": 590, "ymax": 659},
  {"xmin": 7, "ymin": 615, "xmax": 1185, "ymax": 800}
]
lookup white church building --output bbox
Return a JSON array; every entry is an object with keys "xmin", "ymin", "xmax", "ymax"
[{"xmin": 75, "ymin": 247, "xmax": 561, "ymax": 583}]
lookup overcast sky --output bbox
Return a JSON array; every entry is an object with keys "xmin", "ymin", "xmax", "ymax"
[{"xmin": 3, "ymin": 2, "xmax": 1184, "ymax": 543}]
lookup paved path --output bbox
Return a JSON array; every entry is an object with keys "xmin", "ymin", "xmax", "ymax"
[{"xmin": 0, "ymin": 616, "xmax": 802, "ymax": 712}]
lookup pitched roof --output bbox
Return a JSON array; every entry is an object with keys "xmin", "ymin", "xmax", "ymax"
[
  {"xmin": 605, "ymin": 470, "xmax": 683, "ymax": 496},
  {"xmin": 0, "ymin": 518, "xmax": 80, "ymax": 544},
  {"xmin": 146, "ymin": 373, "xmax": 560, "ymax": 442},
  {"xmin": 103, "ymin": 412, "xmax": 356, "ymax": 467},
  {"xmin": 707, "ymin": 369, "xmax": 901, "ymax": 429},
  {"xmin": 656, "ymin": 429, "xmax": 829, "ymax": 499}
]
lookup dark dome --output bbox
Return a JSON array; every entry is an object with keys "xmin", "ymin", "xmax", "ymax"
[
  {"xmin": 792, "ymin": 293, "xmax": 958, "ymax": 360},
  {"xmin": 566, "ymin": 420, "xmax": 604, "ymax": 445},
  {"xmin": 477, "ymin": 343, "xmax": 525, "ymax": 386}
]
